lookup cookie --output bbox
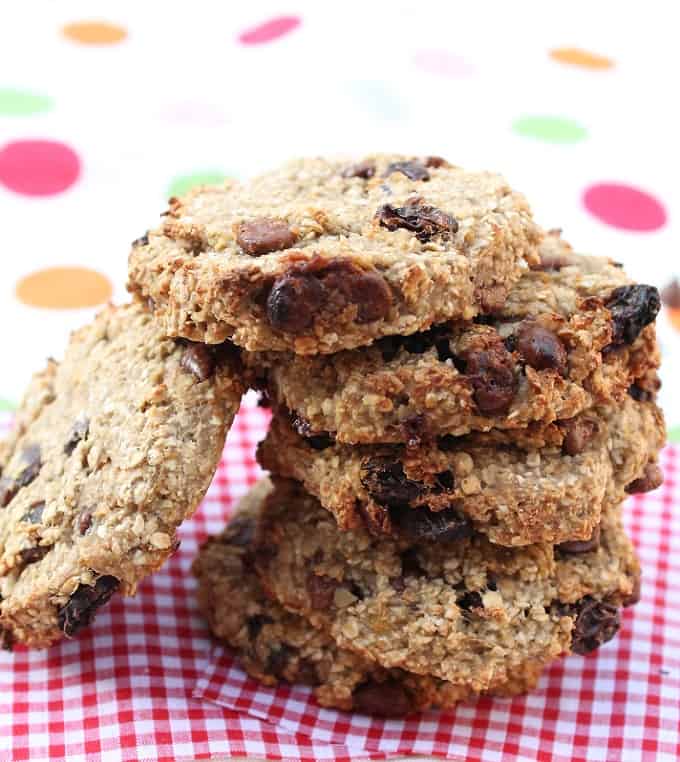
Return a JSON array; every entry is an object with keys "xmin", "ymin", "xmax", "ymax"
[
  {"xmin": 249, "ymin": 478, "xmax": 639, "ymax": 691},
  {"xmin": 127, "ymin": 155, "xmax": 542, "ymax": 354},
  {"xmin": 193, "ymin": 482, "xmax": 545, "ymax": 715},
  {"xmin": 258, "ymin": 394, "xmax": 664, "ymax": 546},
  {"xmin": 248, "ymin": 235, "xmax": 660, "ymax": 443},
  {"xmin": 0, "ymin": 304, "xmax": 243, "ymax": 648}
]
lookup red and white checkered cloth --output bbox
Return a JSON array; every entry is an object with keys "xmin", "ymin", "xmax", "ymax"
[{"xmin": 1, "ymin": 399, "xmax": 679, "ymax": 762}]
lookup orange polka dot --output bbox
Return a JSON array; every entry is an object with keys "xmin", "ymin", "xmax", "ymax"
[
  {"xmin": 62, "ymin": 21, "xmax": 127, "ymax": 45},
  {"xmin": 549, "ymin": 47, "xmax": 614, "ymax": 70},
  {"xmin": 16, "ymin": 267, "xmax": 113, "ymax": 309}
]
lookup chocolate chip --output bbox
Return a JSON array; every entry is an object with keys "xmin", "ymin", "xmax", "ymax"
[
  {"xmin": 341, "ymin": 160, "xmax": 375, "ymax": 179},
  {"xmin": 561, "ymin": 416, "xmax": 598, "ymax": 456},
  {"xmin": 352, "ymin": 680, "xmax": 412, "ymax": 716},
  {"xmin": 457, "ymin": 591, "xmax": 483, "ymax": 611},
  {"xmin": 390, "ymin": 504, "xmax": 472, "ymax": 543},
  {"xmin": 22, "ymin": 501, "xmax": 45, "ymax": 524},
  {"xmin": 383, "ymin": 160, "xmax": 430, "ymax": 182},
  {"xmin": 236, "ymin": 218, "xmax": 298, "ymax": 256},
  {"xmin": 606, "ymin": 285, "xmax": 660, "ymax": 347},
  {"xmin": 661, "ymin": 279, "xmax": 680, "ymax": 309},
  {"xmin": 19, "ymin": 544, "xmax": 50, "ymax": 566},
  {"xmin": 516, "ymin": 321, "xmax": 567, "ymax": 373},
  {"xmin": 266, "ymin": 272, "xmax": 325, "ymax": 334},
  {"xmin": 58, "ymin": 575, "xmax": 120, "ymax": 637},
  {"xmin": 247, "ymin": 614, "xmax": 273, "ymax": 640},
  {"xmin": 78, "ymin": 509, "xmax": 93, "ymax": 535},
  {"xmin": 0, "ymin": 478, "xmax": 17, "ymax": 508},
  {"xmin": 569, "ymin": 596, "xmax": 620, "ymax": 654},
  {"xmin": 306, "ymin": 573, "xmax": 338, "ymax": 609},
  {"xmin": 628, "ymin": 383, "xmax": 654, "ymax": 402},
  {"xmin": 348, "ymin": 271, "xmax": 393, "ymax": 323},
  {"xmin": 266, "ymin": 644, "xmax": 294, "ymax": 679},
  {"xmin": 64, "ymin": 417, "xmax": 90, "ymax": 455},
  {"xmin": 376, "ymin": 200, "xmax": 458, "ymax": 243},
  {"xmin": 557, "ymin": 525, "xmax": 601, "ymax": 555},
  {"xmin": 16, "ymin": 445, "xmax": 41, "ymax": 489},
  {"xmin": 360, "ymin": 457, "xmax": 424, "ymax": 507},
  {"xmin": 132, "ymin": 232, "xmax": 149, "ymax": 247},
  {"xmin": 424, "ymin": 155, "xmax": 449, "ymax": 168},
  {"xmin": 459, "ymin": 342, "xmax": 517, "ymax": 415},
  {"xmin": 180, "ymin": 343, "xmax": 215, "ymax": 382},
  {"xmin": 626, "ymin": 463, "xmax": 663, "ymax": 494},
  {"xmin": 227, "ymin": 516, "xmax": 255, "ymax": 548}
]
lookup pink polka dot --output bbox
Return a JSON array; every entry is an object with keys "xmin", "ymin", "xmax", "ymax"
[
  {"xmin": 583, "ymin": 183, "xmax": 667, "ymax": 232},
  {"xmin": 413, "ymin": 50, "xmax": 475, "ymax": 78},
  {"xmin": 0, "ymin": 139, "xmax": 81, "ymax": 197},
  {"xmin": 238, "ymin": 15, "xmax": 301, "ymax": 45}
]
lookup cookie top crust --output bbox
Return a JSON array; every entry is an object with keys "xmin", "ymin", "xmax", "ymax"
[
  {"xmin": 249, "ymin": 478, "xmax": 640, "ymax": 690},
  {"xmin": 127, "ymin": 155, "xmax": 542, "ymax": 354},
  {"xmin": 249, "ymin": 236, "xmax": 660, "ymax": 443},
  {"xmin": 258, "ymin": 395, "xmax": 665, "ymax": 546},
  {"xmin": 0, "ymin": 303, "xmax": 243, "ymax": 648},
  {"xmin": 192, "ymin": 485, "xmax": 545, "ymax": 715}
]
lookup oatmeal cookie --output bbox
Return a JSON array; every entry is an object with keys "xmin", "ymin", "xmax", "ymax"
[
  {"xmin": 127, "ymin": 155, "xmax": 542, "ymax": 354},
  {"xmin": 258, "ymin": 394, "xmax": 664, "ymax": 546},
  {"xmin": 0, "ymin": 304, "xmax": 243, "ymax": 648},
  {"xmin": 249, "ymin": 478, "xmax": 640, "ymax": 690},
  {"xmin": 193, "ymin": 483, "xmax": 545, "ymax": 715},
  {"xmin": 249, "ymin": 236, "xmax": 660, "ymax": 443}
]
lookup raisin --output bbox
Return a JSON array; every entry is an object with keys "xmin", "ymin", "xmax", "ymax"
[
  {"xmin": 626, "ymin": 463, "xmax": 663, "ymax": 494},
  {"xmin": 341, "ymin": 160, "xmax": 375, "ymax": 179},
  {"xmin": 568, "ymin": 597, "xmax": 620, "ymax": 654},
  {"xmin": 16, "ymin": 445, "xmax": 41, "ymax": 489},
  {"xmin": 424, "ymin": 155, "xmax": 449, "ymax": 168},
  {"xmin": 376, "ymin": 200, "xmax": 458, "ymax": 243},
  {"xmin": 236, "ymin": 218, "xmax": 298, "ymax": 256},
  {"xmin": 390, "ymin": 504, "xmax": 472, "ymax": 543},
  {"xmin": 180, "ymin": 343, "xmax": 215, "ymax": 382},
  {"xmin": 19, "ymin": 545, "xmax": 50, "ymax": 566},
  {"xmin": 64, "ymin": 417, "xmax": 90, "ymax": 455},
  {"xmin": 628, "ymin": 384, "xmax": 654, "ymax": 402},
  {"xmin": 306, "ymin": 573, "xmax": 338, "ymax": 609},
  {"xmin": 460, "ymin": 342, "xmax": 517, "ymax": 415},
  {"xmin": 352, "ymin": 680, "xmax": 412, "ymax": 716},
  {"xmin": 0, "ymin": 478, "xmax": 17, "ymax": 508},
  {"xmin": 58, "ymin": 576, "xmax": 120, "ymax": 637},
  {"xmin": 561, "ymin": 416, "xmax": 598, "ymax": 456},
  {"xmin": 360, "ymin": 458, "xmax": 424, "ymax": 507},
  {"xmin": 247, "ymin": 614, "xmax": 273, "ymax": 640},
  {"xmin": 516, "ymin": 322, "xmax": 567, "ymax": 374},
  {"xmin": 383, "ymin": 160, "xmax": 430, "ymax": 181},
  {"xmin": 557, "ymin": 525, "xmax": 601, "ymax": 555},
  {"xmin": 606, "ymin": 285, "xmax": 660, "ymax": 346},
  {"xmin": 266, "ymin": 273, "xmax": 325, "ymax": 334},
  {"xmin": 457, "ymin": 591, "xmax": 483, "ymax": 610},
  {"xmin": 78, "ymin": 509, "xmax": 93, "ymax": 535}
]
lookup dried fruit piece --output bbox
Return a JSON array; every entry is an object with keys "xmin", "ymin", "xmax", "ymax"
[
  {"xmin": 561, "ymin": 416, "xmax": 598, "ymax": 456},
  {"xmin": 64, "ymin": 417, "xmax": 89, "ymax": 455},
  {"xmin": 352, "ymin": 680, "xmax": 412, "ymax": 716},
  {"xmin": 390, "ymin": 504, "xmax": 472, "ymax": 542},
  {"xmin": 557, "ymin": 525, "xmax": 601, "ymax": 554},
  {"xmin": 306, "ymin": 573, "xmax": 338, "ymax": 609},
  {"xmin": 247, "ymin": 614, "xmax": 273, "ymax": 640},
  {"xmin": 460, "ymin": 341, "xmax": 517, "ymax": 415},
  {"xmin": 0, "ymin": 478, "xmax": 17, "ymax": 508},
  {"xmin": 266, "ymin": 273, "xmax": 325, "ymax": 334},
  {"xmin": 383, "ymin": 160, "xmax": 430, "ymax": 181},
  {"xmin": 360, "ymin": 458, "xmax": 424, "ymax": 507},
  {"xmin": 626, "ymin": 463, "xmax": 663, "ymax": 494},
  {"xmin": 180, "ymin": 343, "xmax": 215, "ymax": 382},
  {"xmin": 19, "ymin": 544, "xmax": 50, "ymax": 566},
  {"xmin": 341, "ymin": 160, "xmax": 375, "ymax": 179},
  {"xmin": 16, "ymin": 445, "xmax": 41, "ymax": 489},
  {"xmin": 516, "ymin": 322, "xmax": 567, "ymax": 373},
  {"xmin": 569, "ymin": 597, "xmax": 620, "ymax": 654},
  {"xmin": 58, "ymin": 576, "xmax": 120, "ymax": 637},
  {"xmin": 457, "ymin": 591, "xmax": 483, "ymax": 610},
  {"xmin": 236, "ymin": 218, "xmax": 298, "ymax": 256},
  {"xmin": 376, "ymin": 200, "xmax": 458, "ymax": 243},
  {"xmin": 606, "ymin": 285, "xmax": 660, "ymax": 346}
]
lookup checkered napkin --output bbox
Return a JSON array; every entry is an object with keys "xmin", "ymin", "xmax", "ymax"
[{"xmin": 1, "ymin": 400, "xmax": 679, "ymax": 762}]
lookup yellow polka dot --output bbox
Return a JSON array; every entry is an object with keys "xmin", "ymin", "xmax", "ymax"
[
  {"xmin": 62, "ymin": 21, "xmax": 127, "ymax": 45},
  {"xmin": 549, "ymin": 47, "xmax": 614, "ymax": 70},
  {"xmin": 16, "ymin": 267, "xmax": 113, "ymax": 309}
]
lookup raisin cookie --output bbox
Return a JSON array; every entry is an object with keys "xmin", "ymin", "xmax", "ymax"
[
  {"xmin": 128, "ymin": 155, "xmax": 542, "ymax": 354},
  {"xmin": 193, "ymin": 483, "xmax": 545, "ymax": 715},
  {"xmin": 0, "ymin": 304, "xmax": 243, "ymax": 648},
  {"xmin": 249, "ymin": 478, "xmax": 639, "ymax": 690},
  {"xmin": 258, "ymin": 394, "xmax": 664, "ymax": 546},
  {"xmin": 248, "ymin": 235, "xmax": 660, "ymax": 443}
]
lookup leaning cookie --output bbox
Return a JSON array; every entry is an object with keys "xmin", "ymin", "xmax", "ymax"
[
  {"xmin": 0, "ymin": 303, "xmax": 243, "ymax": 648},
  {"xmin": 128, "ymin": 155, "xmax": 542, "ymax": 354},
  {"xmin": 248, "ymin": 235, "xmax": 660, "ymax": 443},
  {"xmin": 249, "ymin": 478, "xmax": 639, "ymax": 691},
  {"xmin": 192, "ymin": 483, "xmax": 545, "ymax": 715},
  {"xmin": 258, "ymin": 394, "xmax": 664, "ymax": 546}
]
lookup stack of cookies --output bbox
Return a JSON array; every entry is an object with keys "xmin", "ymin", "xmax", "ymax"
[{"xmin": 0, "ymin": 155, "xmax": 665, "ymax": 718}]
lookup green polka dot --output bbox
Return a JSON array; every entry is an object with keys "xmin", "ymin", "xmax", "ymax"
[
  {"xmin": 0, "ymin": 398, "xmax": 16, "ymax": 412},
  {"xmin": 167, "ymin": 171, "xmax": 229, "ymax": 198},
  {"xmin": 0, "ymin": 88, "xmax": 53, "ymax": 116},
  {"xmin": 668, "ymin": 426, "xmax": 680, "ymax": 444},
  {"xmin": 512, "ymin": 115, "xmax": 587, "ymax": 144}
]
